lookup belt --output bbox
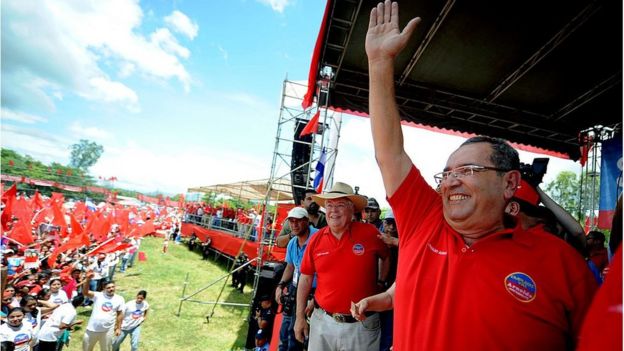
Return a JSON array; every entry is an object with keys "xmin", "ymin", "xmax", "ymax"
[{"xmin": 314, "ymin": 301, "xmax": 373, "ymax": 323}]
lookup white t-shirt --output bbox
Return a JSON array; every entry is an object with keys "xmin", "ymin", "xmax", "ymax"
[
  {"xmin": 23, "ymin": 309, "xmax": 42, "ymax": 344},
  {"xmin": 0, "ymin": 322, "xmax": 33, "ymax": 351},
  {"xmin": 38, "ymin": 303, "xmax": 77, "ymax": 342},
  {"xmin": 120, "ymin": 300, "xmax": 149, "ymax": 330},
  {"xmin": 48, "ymin": 290, "xmax": 69, "ymax": 305},
  {"xmin": 86, "ymin": 292, "xmax": 125, "ymax": 332}
]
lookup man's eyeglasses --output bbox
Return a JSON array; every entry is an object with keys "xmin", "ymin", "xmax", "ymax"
[{"xmin": 433, "ymin": 165, "xmax": 511, "ymax": 185}]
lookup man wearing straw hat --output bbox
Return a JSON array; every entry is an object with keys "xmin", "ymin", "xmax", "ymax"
[{"xmin": 293, "ymin": 182, "xmax": 390, "ymax": 351}]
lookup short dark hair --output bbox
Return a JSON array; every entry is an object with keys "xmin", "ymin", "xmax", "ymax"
[
  {"xmin": 137, "ymin": 290, "xmax": 147, "ymax": 298},
  {"xmin": 72, "ymin": 295, "xmax": 85, "ymax": 308},
  {"xmin": 103, "ymin": 280, "xmax": 115, "ymax": 288},
  {"xmin": 461, "ymin": 136, "xmax": 520, "ymax": 173},
  {"xmin": 587, "ymin": 230, "xmax": 606, "ymax": 242},
  {"xmin": 7, "ymin": 307, "xmax": 24, "ymax": 317},
  {"xmin": 37, "ymin": 288, "xmax": 50, "ymax": 300}
]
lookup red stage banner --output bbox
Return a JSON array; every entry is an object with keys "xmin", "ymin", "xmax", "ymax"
[{"xmin": 181, "ymin": 223, "xmax": 286, "ymax": 263}]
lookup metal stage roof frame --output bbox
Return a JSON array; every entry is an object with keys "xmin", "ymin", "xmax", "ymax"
[
  {"xmin": 305, "ymin": 0, "xmax": 622, "ymax": 160},
  {"xmin": 265, "ymin": 77, "xmax": 343, "ymax": 207}
]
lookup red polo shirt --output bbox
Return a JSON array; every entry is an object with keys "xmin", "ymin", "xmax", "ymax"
[
  {"xmin": 389, "ymin": 166, "xmax": 597, "ymax": 351},
  {"xmin": 300, "ymin": 222, "xmax": 389, "ymax": 314}
]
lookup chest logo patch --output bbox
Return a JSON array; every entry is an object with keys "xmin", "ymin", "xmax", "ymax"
[
  {"xmin": 14, "ymin": 333, "xmax": 30, "ymax": 345},
  {"xmin": 132, "ymin": 310, "xmax": 143, "ymax": 319},
  {"xmin": 352, "ymin": 243, "xmax": 365, "ymax": 256},
  {"xmin": 504, "ymin": 272, "xmax": 537, "ymax": 302},
  {"xmin": 101, "ymin": 301, "xmax": 113, "ymax": 312}
]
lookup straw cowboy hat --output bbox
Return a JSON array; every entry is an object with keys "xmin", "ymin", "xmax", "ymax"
[{"xmin": 312, "ymin": 182, "xmax": 368, "ymax": 212}]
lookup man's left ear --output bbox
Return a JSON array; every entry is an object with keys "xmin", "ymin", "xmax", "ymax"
[{"xmin": 504, "ymin": 170, "xmax": 521, "ymax": 200}]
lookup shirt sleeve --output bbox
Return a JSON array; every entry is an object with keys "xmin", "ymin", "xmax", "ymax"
[
  {"xmin": 388, "ymin": 165, "xmax": 441, "ymax": 243},
  {"xmin": 117, "ymin": 297, "xmax": 126, "ymax": 312},
  {"xmin": 285, "ymin": 239, "xmax": 295, "ymax": 264},
  {"xmin": 299, "ymin": 232, "xmax": 319, "ymax": 276}
]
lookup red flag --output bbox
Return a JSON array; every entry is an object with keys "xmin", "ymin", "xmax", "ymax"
[
  {"xmin": 88, "ymin": 239, "xmax": 119, "ymax": 256},
  {"xmin": 31, "ymin": 191, "xmax": 44, "ymax": 211},
  {"xmin": 32, "ymin": 207, "xmax": 52, "ymax": 229},
  {"xmin": 139, "ymin": 220, "xmax": 155, "ymax": 237},
  {"xmin": 47, "ymin": 236, "xmax": 87, "ymax": 268},
  {"xmin": 91, "ymin": 214, "xmax": 111, "ymax": 242},
  {"xmin": 99, "ymin": 242, "xmax": 132, "ymax": 254},
  {"xmin": 51, "ymin": 202, "xmax": 67, "ymax": 236},
  {"xmin": 51, "ymin": 192, "xmax": 64, "ymax": 205},
  {"xmin": 8, "ymin": 220, "xmax": 34, "ymax": 245},
  {"xmin": 299, "ymin": 110, "xmax": 320, "ymax": 137},
  {"xmin": 73, "ymin": 201, "xmax": 87, "ymax": 222},
  {"xmin": 115, "ymin": 209, "xmax": 129, "ymax": 235},
  {"xmin": 69, "ymin": 213, "xmax": 83, "ymax": 238},
  {"xmin": 1, "ymin": 183, "xmax": 17, "ymax": 230},
  {"xmin": 2, "ymin": 183, "xmax": 17, "ymax": 201},
  {"xmin": 48, "ymin": 215, "xmax": 92, "ymax": 267},
  {"xmin": 12, "ymin": 196, "xmax": 32, "ymax": 224}
]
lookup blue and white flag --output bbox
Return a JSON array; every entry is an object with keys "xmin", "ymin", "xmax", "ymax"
[{"xmin": 314, "ymin": 149, "xmax": 327, "ymax": 193}]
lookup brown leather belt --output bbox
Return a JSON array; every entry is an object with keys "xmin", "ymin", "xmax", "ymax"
[{"xmin": 314, "ymin": 301, "xmax": 373, "ymax": 323}]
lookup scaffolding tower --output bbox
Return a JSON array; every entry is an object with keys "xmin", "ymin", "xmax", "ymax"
[{"xmin": 250, "ymin": 69, "xmax": 344, "ymax": 300}]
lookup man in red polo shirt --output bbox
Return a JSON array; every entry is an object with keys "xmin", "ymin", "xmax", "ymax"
[
  {"xmin": 356, "ymin": 1, "xmax": 598, "ymax": 350},
  {"xmin": 293, "ymin": 182, "xmax": 389, "ymax": 351}
]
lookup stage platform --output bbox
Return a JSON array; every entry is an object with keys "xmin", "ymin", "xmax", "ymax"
[{"xmin": 181, "ymin": 222, "xmax": 286, "ymax": 263}]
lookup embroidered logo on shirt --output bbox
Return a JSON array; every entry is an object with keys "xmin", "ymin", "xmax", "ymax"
[
  {"xmin": 101, "ymin": 301, "xmax": 113, "ymax": 312},
  {"xmin": 132, "ymin": 310, "xmax": 143, "ymax": 319},
  {"xmin": 14, "ymin": 333, "xmax": 30, "ymax": 345},
  {"xmin": 352, "ymin": 243, "xmax": 365, "ymax": 255},
  {"xmin": 504, "ymin": 272, "xmax": 537, "ymax": 302},
  {"xmin": 427, "ymin": 243, "xmax": 447, "ymax": 255}
]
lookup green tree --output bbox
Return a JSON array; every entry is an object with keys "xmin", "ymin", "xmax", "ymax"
[
  {"xmin": 69, "ymin": 139, "xmax": 104, "ymax": 171},
  {"xmin": 543, "ymin": 170, "xmax": 600, "ymax": 221}
]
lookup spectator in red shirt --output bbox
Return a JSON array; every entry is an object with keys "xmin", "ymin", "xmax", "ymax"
[
  {"xmin": 294, "ymin": 182, "xmax": 390, "ymax": 351},
  {"xmin": 358, "ymin": 2, "xmax": 597, "ymax": 350},
  {"xmin": 587, "ymin": 230, "xmax": 609, "ymax": 273}
]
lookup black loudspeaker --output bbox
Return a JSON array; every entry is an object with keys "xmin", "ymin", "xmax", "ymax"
[
  {"xmin": 244, "ymin": 261, "xmax": 287, "ymax": 349},
  {"xmin": 291, "ymin": 119, "xmax": 313, "ymax": 205}
]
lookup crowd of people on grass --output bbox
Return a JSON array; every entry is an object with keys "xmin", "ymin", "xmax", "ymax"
[{"xmin": 0, "ymin": 190, "xmax": 169, "ymax": 350}]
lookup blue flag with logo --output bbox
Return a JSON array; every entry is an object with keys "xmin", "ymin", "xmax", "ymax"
[{"xmin": 598, "ymin": 134, "xmax": 622, "ymax": 229}]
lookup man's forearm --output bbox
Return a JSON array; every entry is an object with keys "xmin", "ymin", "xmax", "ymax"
[
  {"xmin": 280, "ymin": 264, "xmax": 294, "ymax": 285},
  {"xmin": 295, "ymin": 275, "xmax": 313, "ymax": 319},
  {"xmin": 369, "ymin": 59, "xmax": 412, "ymax": 196},
  {"xmin": 116, "ymin": 311, "xmax": 123, "ymax": 330},
  {"xmin": 379, "ymin": 256, "xmax": 390, "ymax": 282}
]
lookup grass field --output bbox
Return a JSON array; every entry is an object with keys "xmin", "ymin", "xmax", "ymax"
[{"xmin": 68, "ymin": 236, "xmax": 253, "ymax": 350}]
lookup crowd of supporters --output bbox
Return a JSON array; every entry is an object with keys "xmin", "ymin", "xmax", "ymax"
[
  {"xmin": 184, "ymin": 203, "xmax": 271, "ymax": 242},
  {"xmin": 1, "ymin": 185, "xmax": 174, "ymax": 350}
]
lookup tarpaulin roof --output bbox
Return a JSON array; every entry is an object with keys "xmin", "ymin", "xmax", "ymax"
[
  {"xmin": 187, "ymin": 178, "xmax": 293, "ymax": 202},
  {"xmin": 305, "ymin": 0, "xmax": 622, "ymax": 160}
]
